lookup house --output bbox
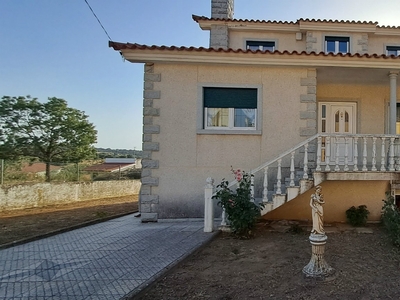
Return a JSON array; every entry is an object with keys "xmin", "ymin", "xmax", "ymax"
[
  {"xmin": 21, "ymin": 163, "xmax": 62, "ymax": 177},
  {"xmin": 109, "ymin": 0, "xmax": 400, "ymax": 223},
  {"xmin": 84, "ymin": 158, "xmax": 138, "ymax": 173}
]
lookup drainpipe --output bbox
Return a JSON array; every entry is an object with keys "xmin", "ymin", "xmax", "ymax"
[{"xmin": 389, "ymin": 71, "xmax": 398, "ymax": 135}]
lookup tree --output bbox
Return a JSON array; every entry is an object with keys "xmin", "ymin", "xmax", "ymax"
[{"xmin": 0, "ymin": 96, "xmax": 97, "ymax": 182}]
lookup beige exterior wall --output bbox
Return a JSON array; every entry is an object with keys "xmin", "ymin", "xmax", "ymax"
[
  {"xmin": 229, "ymin": 31, "xmax": 306, "ymax": 52},
  {"xmin": 150, "ymin": 63, "xmax": 309, "ymax": 217},
  {"xmin": 264, "ymin": 180, "xmax": 389, "ymax": 223},
  {"xmin": 368, "ymin": 35, "xmax": 400, "ymax": 55},
  {"xmin": 0, "ymin": 180, "xmax": 141, "ymax": 211}
]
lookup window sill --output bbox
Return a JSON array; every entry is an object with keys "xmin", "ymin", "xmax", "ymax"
[{"xmin": 197, "ymin": 129, "xmax": 262, "ymax": 135}]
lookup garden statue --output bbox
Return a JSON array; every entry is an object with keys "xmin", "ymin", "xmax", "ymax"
[
  {"xmin": 310, "ymin": 185, "xmax": 325, "ymax": 235},
  {"xmin": 303, "ymin": 186, "xmax": 335, "ymax": 280}
]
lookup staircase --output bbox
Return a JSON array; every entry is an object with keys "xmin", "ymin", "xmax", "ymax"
[{"xmin": 219, "ymin": 133, "xmax": 400, "ymax": 217}]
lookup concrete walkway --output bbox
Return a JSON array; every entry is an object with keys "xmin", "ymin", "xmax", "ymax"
[{"xmin": 0, "ymin": 215, "xmax": 218, "ymax": 299}]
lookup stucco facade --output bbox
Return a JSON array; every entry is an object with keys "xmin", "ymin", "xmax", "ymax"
[{"xmin": 110, "ymin": 0, "xmax": 400, "ymax": 222}]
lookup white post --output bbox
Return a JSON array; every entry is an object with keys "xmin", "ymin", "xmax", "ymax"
[
  {"xmin": 381, "ymin": 137, "xmax": 386, "ymax": 172},
  {"xmin": 250, "ymin": 174, "xmax": 255, "ymax": 203},
  {"xmin": 263, "ymin": 166, "xmax": 269, "ymax": 202},
  {"xmin": 344, "ymin": 136, "xmax": 349, "ymax": 171},
  {"xmin": 204, "ymin": 177, "xmax": 215, "ymax": 233},
  {"xmin": 371, "ymin": 137, "xmax": 377, "ymax": 171},
  {"xmin": 362, "ymin": 137, "xmax": 368, "ymax": 171},
  {"xmin": 389, "ymin": 137, "xmax": 395, "ymax": 171},
  {"xmin": 221, "ymin": 208, "xmax": 227, "ymax": 226},
  {"xmin": 277, "ymin": 159, "xmax": 282, "ymax": 194},
  {"xmin": 325, "ymin": 136, "xmax": 331, "ymax": 171},
  {"xmin": 334, "ymin": 136, "xmax": 340, "ymax": 172},
  {"xmin": 389, "ymin": 71, "xmax": 398, "ymax": 135},
  {"xmin": 290, "ymin": 151, "xmax": 295, "ymax": 187},
  {"xmin": 353, "ymin": 136, "xmax": 359, "ymax": 171},
  {"xmin": 316, "ymin": 136, "xmax": 322, "ymax": 172},
  {"xmin": 303, "ymin": 143, "xmax": 309, "ymax": 179}
]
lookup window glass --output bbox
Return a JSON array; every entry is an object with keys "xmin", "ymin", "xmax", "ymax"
[
  {"xmin": 325, "ymin": 36, "xmax": 349, "ymax": 54},
  {"xmin": 387, "ymin": 46, "xmax": 400, "ymax": 56},
  {"xmin": 335, "ymin": 111, "xmax": 340, "ymax": 132},
  {"xmin": 234, "ymin": 109, "xmax": 256, "ymax": 127},
  {"xmin": 207, "ymin": 108, "xmax": 229, "ymax": 127},
  {"xmin": 345, "ymin": 111, "xmax": 349, "ymax": 132},
  {"xmin": 246, "ymin": 41, "xmax": 275, "ymax": 52}
]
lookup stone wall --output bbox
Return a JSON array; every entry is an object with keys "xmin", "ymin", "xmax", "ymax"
[{"xmin": 0, "ymin": 180, "xmax": 141, "ymax": 211}]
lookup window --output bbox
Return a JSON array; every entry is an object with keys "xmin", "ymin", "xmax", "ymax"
[
  {"xmin": 387, "ymin": 46, "xmax": 400, "ymax": 57},
  {"xmin": 246, "ymin": 41, "xmax": 275, "ymax": 52},
  {"xmin": 203, "ymin": 87, "xmax": 257, "ymax": 130},
  {"xmin": 325, "ymin": 36, "xmax": 349, "ymax": 54}
]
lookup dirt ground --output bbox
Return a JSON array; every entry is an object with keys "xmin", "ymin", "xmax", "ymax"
[
  {"xmin": 0, "ymin": 195, "xmax": 138, "ymax": 247},
  {"xmin": 138, "ymin": 221, "xmax": 400, "ymax": 300}
]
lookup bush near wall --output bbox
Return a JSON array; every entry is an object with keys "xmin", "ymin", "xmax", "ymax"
[{"xmin": 381, "ymin": 193, "xmax": 400, "ymax": 247}]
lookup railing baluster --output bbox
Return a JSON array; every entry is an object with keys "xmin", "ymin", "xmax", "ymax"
[
  {"xmin": 344, "ymin": 136, "xmax": 349, "ymax": 171},
  {"xmin": 371, "ymin": 137, "xmax": 377, "ymax": 171},
  {"xmin": 325, "ymin": 136, "xmax": 331, "ymax": 171},
  {"xmin": 276, "ymin": 159, "xmax": 282, "ymax": 194},
  {"xmin": 290, "ymin": 151, "xmax": 295, "ymax": 187},
  {"xmin": 250, "ymin": 174, "xmax": 255, "ymax": 202},
  {"xmin": 389, "ymin": 137, "xmax": 395, "ymax": 171},
  {"xmin": 316, "ymin": 136, "xmax": 322, "ymax": 171},
  {"xmin": 263, "ymin": 166, "xmax": 269, "ymax": 202},
  {"xmin": 353, "ymin": 136, "xmax": 358, "ymax": 171},
  {"xmin": 335, "ymin": 136, "xmax": 340, "ymax": 172},
  {"xmin": 221, "ymin": 208, "xmax": 227, "ymax": 226},
  {"xmin": 362, "ymin": 137, "xmax": 368, "ymax": 171},
  {"xmin": 303, "ymin": 143, "xmax": 309, "ymax": 179},
  {"xmin": 381, "ymin": 137, "xmax": 386, "ymax": 171}
]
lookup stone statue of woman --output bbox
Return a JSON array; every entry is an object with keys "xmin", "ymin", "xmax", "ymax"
[{"xmin": 310, "ymin": 185, "xmax": 325, "ymax": 235}]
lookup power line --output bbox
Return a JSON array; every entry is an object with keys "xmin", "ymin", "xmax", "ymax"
[{"xmin": 83, "ymin": 0, "xmax": 112, "ymax": 41}]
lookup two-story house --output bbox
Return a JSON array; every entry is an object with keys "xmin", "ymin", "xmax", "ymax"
[{"xmin": 110, "ymin": 0, "xmax": 400, "ymax": 223}]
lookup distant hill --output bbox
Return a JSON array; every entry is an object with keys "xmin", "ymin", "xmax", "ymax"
[{"xmin": 96, "ymin": 148, "xmax": 142, "ymax": 159}]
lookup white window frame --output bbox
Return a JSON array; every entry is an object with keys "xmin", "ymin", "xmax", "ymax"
[
  {"xmin": 245, "ymin": 40, "xmax": 276, "ymax": 52},
  {"xmin": 204, "ymin": 107, "xmax": 257, "ymax": 130},
  {"xmin": 386, "ymin": 45, "xmax": 400, "ymax": 57},
  {"xmin": 324, "ymin": 36, "xmax": 350, "ymax": 54},
  {"xmin": 197, "ymin": 84, "xmax": 262, "ymax": 135}
]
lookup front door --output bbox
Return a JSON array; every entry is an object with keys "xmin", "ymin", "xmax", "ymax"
[{"xmin": 319, "ymin": 102, "xmax": 357, "ymax": 164}]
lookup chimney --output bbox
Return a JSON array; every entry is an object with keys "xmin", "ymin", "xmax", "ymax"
[
  {"xmin": 211, "ymin": 0, "xmax": 234, "ymax": 19},
  {"xmin": 210, "ymin": 0, "xmax": 234, "ymax": 49}
]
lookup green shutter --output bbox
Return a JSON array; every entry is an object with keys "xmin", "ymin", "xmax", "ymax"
[{"xmin": 204, "ymin": 87, "xmax": 257, "ymax": 109}]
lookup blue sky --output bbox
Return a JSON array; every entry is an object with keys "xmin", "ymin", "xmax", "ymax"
[{"xmin": 2, "ymin": 0, "xmax": 400, "ymax": 150}]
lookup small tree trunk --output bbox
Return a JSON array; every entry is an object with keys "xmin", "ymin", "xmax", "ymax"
[{"xmin": 45, "ymin": 162, "xmax": 51, "ymax": 182}]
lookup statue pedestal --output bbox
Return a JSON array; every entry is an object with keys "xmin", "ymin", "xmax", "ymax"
[{"xmin": 302, "ymin": 233, "xmax": 335, "ymax": 280}]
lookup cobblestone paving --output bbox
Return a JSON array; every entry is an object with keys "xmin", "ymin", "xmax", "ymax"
[{"xmin": 0, "ymin": 216, "xmax": 217, "ymax": 300}]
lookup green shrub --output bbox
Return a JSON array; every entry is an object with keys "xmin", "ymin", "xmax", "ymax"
[
  {"xmin": 346, "ymin": 205, "xmax": 370, "ymax": 226},
  {"xmin": 213, "ymin": 170, "xmax": 264, "ymax": 238},
  {"xmin": 381, "ymin": 193, "xmax": 400, "ymax": 247}
]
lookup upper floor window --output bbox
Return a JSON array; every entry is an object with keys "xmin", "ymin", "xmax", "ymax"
[
  {"xmin": 325, "ymin": 36, "xmax": 349, "ymax": 54},
  {"xmin": 203, "ymin": 87, "xmax": 257, "ymax": 130},
  {"xmin": 246, "ymin": 41, "xmax": 275, "ymax": 52},
  {"xmin": 387, "ymin": 46, "xmax": 400, "ymax": 57}
]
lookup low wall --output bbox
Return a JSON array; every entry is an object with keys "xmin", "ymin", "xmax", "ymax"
[{"xmin": 0, "ymin": 180, "xmax": 141, "ymax": 211}]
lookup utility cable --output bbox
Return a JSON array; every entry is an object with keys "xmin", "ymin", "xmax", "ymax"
[{"xmin": 83, "ymin": 0, "xmax": 112, "ymax": 41}]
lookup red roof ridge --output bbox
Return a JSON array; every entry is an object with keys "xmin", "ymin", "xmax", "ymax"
[{"xmin": 109, "ymin": 41, "xmax": 400, "ymax": 59}]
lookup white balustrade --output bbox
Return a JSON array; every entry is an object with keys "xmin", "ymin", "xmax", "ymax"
[
  {"xmin": 371, "ymin": 137, "xmax": 377, "ymax": 171},
  {"xmin": 290, "ymin": 151, "xmax": 295, "ymax": 187},
  {"xmin": 316, "ymin": 136, "xmax": 322, "ymax": 172},
  {"xmin": 362, "ymin": 137, "xmax": 368, "ymax": 171},
  {"xmin": 334, "ymin": 136, "xmax": 340, "ymax": 172},
  {"xmin": 303, "ymin": 143, "xmax": 309, "ymax": 179},
  {"xmin": 325, "ymin": 136, "xmax": 331, "ymax": 171},
  {"xmin": 381, "ymin": 137, "xmax": 386, "ymax": 171},
  {"xmin": 276, "ymin": 159, "xmax": 282, "ymax": 194},
  {"xmin": 263, "ymin": 167, "xmax": 269, "ymax": 202},
  {"xmin": 344, "ymin": 137, "xmax": 349, "ymax": 172},
  {"xmin": 389, "ymin": 137, "xmax": 395, "ymax": 171},
  {"xmin": 353, "ymin": 136, "xmax": 358, "ymax": 171},
  {"xmin": 250, "ymin": 174, "xmax": 255, "ymax": 202}
]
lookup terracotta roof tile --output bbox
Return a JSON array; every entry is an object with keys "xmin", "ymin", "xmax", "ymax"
[
  {"xmin": 109, "ymin": 41, "xmax": 400, "ymax": 59},
  {"xmin": 192, "ymin": 15, "xmax": 379, "ymax": 25}
]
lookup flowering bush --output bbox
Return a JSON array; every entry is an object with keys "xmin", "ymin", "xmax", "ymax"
[{"xmin": 213, "ymin": 168, "xmax": 264, "ymax": 237}]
